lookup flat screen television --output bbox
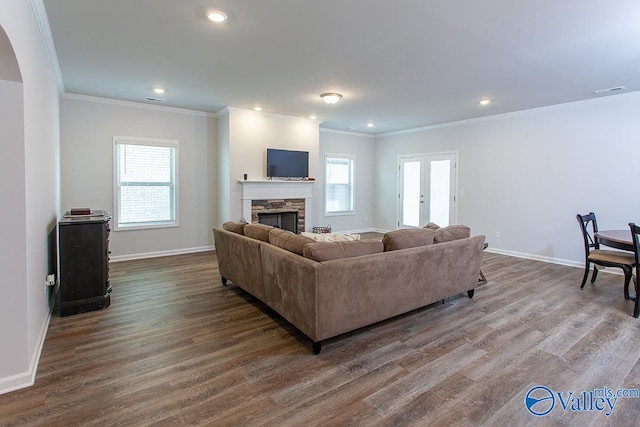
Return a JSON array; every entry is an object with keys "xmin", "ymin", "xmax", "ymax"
[{"xmin": 266, "ymin": 148, "xmax": 309, "ymax": 178}]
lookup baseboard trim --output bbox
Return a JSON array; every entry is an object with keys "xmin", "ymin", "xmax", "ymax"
[
  {"xmin": 485, "ymin": 247, "xmax": 623, "ymax": 275},
  {"xmin": 111, "ymin": 245, "xmax": 215, "ymax": 262},
  {"xmin": 485, "ymin": 247, "xmax": 582, "ymax": 268},
  {"xmin": 0, "ymin": 298, "xmax": 53, "ymax": 395}
]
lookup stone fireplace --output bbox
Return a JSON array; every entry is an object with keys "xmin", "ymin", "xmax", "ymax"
[
  {"xmin": 240, "ymin": 181, "xmax": 314, "ymax": 233},
  {"xmin": 252, "ymin": 199, "xmax": 305, "ymax": 233}
]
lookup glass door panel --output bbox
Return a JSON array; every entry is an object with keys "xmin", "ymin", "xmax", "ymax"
[
  {"xmin": 429, "ymin": 159, "xmax": 451, "ymax": 227},
  {"xmin": 401, "ymin": 160, "xmax": 422, "ymax": 227}
]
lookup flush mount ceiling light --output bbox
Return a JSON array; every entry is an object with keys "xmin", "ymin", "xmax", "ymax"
[
  {"xmin": 153, "ymin": 88, "xmax": 165, "ymax": 94},
  {"xmin": 309, "ymin": 115, "xmax": 317, "ymax": 120},
  {"xmin": 320, "ymin": 93, "xmax": 342, "ymax": 105},
  {"xmin": 478, "ymin": 98, "xmax": 492, "ymax": 105},
  {"xmin": 207, "ymin": 10, "xmax": 228, "ymax": 22},
  {"xmin": 253, "ymin": 106, "xmax": 262, "ymax": 111},
  {"xmin": 367, "ymin": 122, "xmax": 374, "ymax": 128}
]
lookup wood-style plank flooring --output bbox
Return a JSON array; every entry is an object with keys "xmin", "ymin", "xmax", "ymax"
[{"xmin": 1, "ymin": 251, "xmax": 640, "ymax": 426}]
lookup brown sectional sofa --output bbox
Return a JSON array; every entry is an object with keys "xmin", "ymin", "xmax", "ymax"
[{"xmin": 213, "ymin": 222, "xmax": 485, "ymax": 354}]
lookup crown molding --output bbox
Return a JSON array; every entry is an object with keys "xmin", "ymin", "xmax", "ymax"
[
  {"xmin": 224, "ymin": 106, "xmax": 322, "ymax": 124},
  {"xmin": 319, "ymin": 127, "xmax": 375, "ymax": 138},
  {"xmin": 378, "ymin": 90, "xmax": 640, "ymax": 137},
  {"xmin": 29, "ymin": 0, "xmax": 64, "ymax": 93},
  {"xmin": 61, "ymin": 92, "xmax": 208, "ymax": 116}
]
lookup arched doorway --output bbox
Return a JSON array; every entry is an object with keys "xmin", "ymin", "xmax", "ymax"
[{"xmin": 0, "ymin": 24, "xmax": 27, "ymax": 384}]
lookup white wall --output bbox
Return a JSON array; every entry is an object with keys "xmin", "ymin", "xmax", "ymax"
[
  {"xmin": 216, "ymin": 110, "xmax": 230, "ymax": 227},
  {"xmin": 206, "ymin": 115, "xmax": 219, "ymax": 239},
  {"xmin": 219, "ymin": 108, "xmax": 320, "ymax": 227},
  {"xmin": 0, "ymin": 0, "xmax": 61, "ymax": 394},
  {"xmin": 374, "ymin": 92, "xmax": 640, "ymax": 265},
  {"xmin": 0, "ymin": 79, "xmax": 27, "ymax": 381},
  {"xmin": 60, "ymin": 95, "xmax": 213, "ymax": 259},
  {"xmin": 319, "ymin": 129, "xmax": 375, "ymax": 232}
]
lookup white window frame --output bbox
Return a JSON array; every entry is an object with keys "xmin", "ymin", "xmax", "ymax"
[
  {"xmin": 325, "ymin": 153, "xmax": 355, "ymax": 216},
  {"xmin": 113, "ymin": 136, "xmax": 179, "ymax": 231}
]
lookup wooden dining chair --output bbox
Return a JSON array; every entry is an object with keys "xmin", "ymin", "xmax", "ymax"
[
  {"xmin": 576, "ymin": 213, "xmax": 634, "ymax": 299},
  {"xmin": 628, "ymin": 223, "xmax": 640, "ymax": 318}
]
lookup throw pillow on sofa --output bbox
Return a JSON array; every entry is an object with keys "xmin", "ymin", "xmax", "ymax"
[
  {"xmin": 300, "ymin": 232, "xmax": 361, "ymax": 242},
  {"xmin": 222, "ymin": 221, "xmax": 246, "ymax": 235},
  {"xmin": 424, "ymin": 222, "xmax": 441, "ymax": 230},
  {"xmin": 244, "ymin": 223, "xmax": 276, "ymax": 242},
  {"xmin": 382, "ymin": 228, "xmax": 436, "ymax": 251},
  {"xmin": 303, "ymin": 239, "xmax": 383, "ymax": 262},
  {"xmin": 269, "ymin": 228, "xmax": 315, "ymax": 255},
  {"xmin": 434, "ymin": 225, "xmax": 471, "ymax": 243}
]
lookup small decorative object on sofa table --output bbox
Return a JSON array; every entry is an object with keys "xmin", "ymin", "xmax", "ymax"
[
  {"xmin": 57, "ymin": 210, "xmax": 112, "ymax": 316},
  {"xmin": 313, "ymin": 224, "xmax": 332, "ymax": 234}
]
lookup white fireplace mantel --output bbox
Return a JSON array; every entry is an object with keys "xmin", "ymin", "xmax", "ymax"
[{"xmin": 239, "ymin": 180, "xmax": 315, "ymax": 231}]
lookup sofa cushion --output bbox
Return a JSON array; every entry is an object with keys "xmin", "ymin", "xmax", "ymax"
[
  {"xmin": 269, "ymin": 228, "xmax": 315, "ymax": 255},
  {"xmin": 434, "ymin": 225, "xmax": 471, "ymax": 243},
  {"xmin": 222, "ymin": 221, "xmax": 246, "ymax": 235},
  {"xmin": 424, "ymin": 222, "xmax": 441, "ymax": 230},
  {"xmin": 303, "ymin": 239, "xmax": 384, "ymax": 262},
  {"xmin": 244, "ymin": 223, "xmax": 275, "ymax": 242},
  {"xmin": 382, "ymin": 228, "xmax": 435, "ymax": 251}
]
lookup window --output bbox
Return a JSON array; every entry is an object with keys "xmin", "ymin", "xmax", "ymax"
[
  {"xmin": 113, "ymin": 137, "xmax": 178, "ymax": 230},
  {"xmin": 325, "ymin": 154, "xmax": 354, "ymax": 215}
]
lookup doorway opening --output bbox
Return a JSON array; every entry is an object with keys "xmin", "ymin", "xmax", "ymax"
[{"xmin": 397, "ymin": 152, "xmax": 458, "ymax": 228}]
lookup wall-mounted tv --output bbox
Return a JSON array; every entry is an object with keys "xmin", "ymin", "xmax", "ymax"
[{"xmin": 266, "ymin": 148, "xmax": 309, "ymax": 178}]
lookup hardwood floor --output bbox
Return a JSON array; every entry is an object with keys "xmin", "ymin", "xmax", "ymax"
[{"xmin": 1, "ymin": 251, "xmax": 639, "ymax": 426}]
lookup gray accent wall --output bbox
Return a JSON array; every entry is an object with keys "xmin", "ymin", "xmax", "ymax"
[
  {"xmin": 374, "ymin": 92, "xmax": 640, "ymax": 265},
  {"xmin": 319, "ymin": 129, "xmax": 375, "ymax": 233},
  {"xmin": 60, "ymin": 96, "xmax": 213, "ymax": 260}
]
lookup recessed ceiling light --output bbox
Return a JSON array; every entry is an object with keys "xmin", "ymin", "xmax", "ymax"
[
  {"xmin": 320, "ymin": 93, "xmax": 342, "ymax": 105},
  {"xmin": 478, "ymin": 99, "xmax": 492, "ymax": 105},
  {"xmin": 145, "ymin": 96, "xmax": 165, "ymax": 102},
  {"xmin": 153, "ymin": 88, "xmax": 165, "ymax": 94},
  {"xmin": 207, "ymin": 10, "xmax": 228, "ymax": 23},
  {"xmin": 309, "ymin": 115, "xmax": 317, "ymax": 120},
  {"xmin": 367, "ymin": 123, "xmax": 374, "ymax": 128},
  {"xmin": 254, "ymin": 106, "xmax": 262, "ymax": 111}
]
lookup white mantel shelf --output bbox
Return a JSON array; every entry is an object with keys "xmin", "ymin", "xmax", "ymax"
[
  {"xmin": 239, "ymin": 180, "xmax": 316, "ymax": 184},
  {"xmin": 239, "ymin": 180, "xmax": 315, "ymax": 231}
]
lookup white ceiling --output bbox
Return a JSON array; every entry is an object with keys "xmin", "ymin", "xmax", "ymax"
[{"xmin": 42, "ymin": 0, "xmax": 640, "ymax": 134}]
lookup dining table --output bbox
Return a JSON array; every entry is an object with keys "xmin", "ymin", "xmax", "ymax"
[{"xmin": 595, "ymin": 229, "xmax": 634, "ymax": 252}]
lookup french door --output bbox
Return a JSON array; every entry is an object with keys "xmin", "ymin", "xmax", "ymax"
[{"xmin": 398, "ymin": 152, "xmax": 457, "ymax": 228}]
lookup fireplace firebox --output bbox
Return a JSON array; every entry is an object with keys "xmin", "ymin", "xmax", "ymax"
[{"xmin": 258, "ymin": 211, "xmax": 298, "ymax": 233}]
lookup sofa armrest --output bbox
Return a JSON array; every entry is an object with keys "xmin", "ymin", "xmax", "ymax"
[
  {"xmin": 260, "ymin": 243, "xmax": 321, "ymax": 340},
  {"xmin": 213, "ymin": 228, "xmax": 265, "ymax": 300}
]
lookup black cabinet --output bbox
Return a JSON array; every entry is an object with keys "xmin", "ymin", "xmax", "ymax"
[{"xmin": 57, "ymin": 210, "xmax": 111, "ymax": 316}]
